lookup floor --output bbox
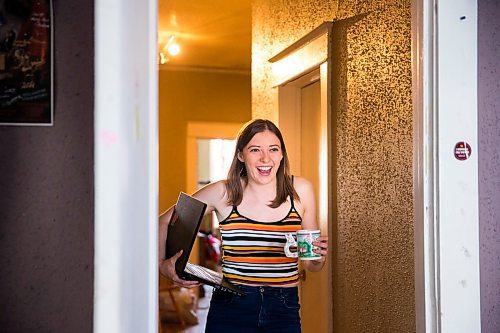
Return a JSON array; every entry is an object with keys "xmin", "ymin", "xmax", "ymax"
[{"xmin": 161, "ymin": 285, "xmax": 212, "ymax": 333}]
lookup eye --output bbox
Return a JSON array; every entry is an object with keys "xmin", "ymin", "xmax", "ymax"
[
  {"xmin": 270, "ymin": 147, "xmax": 280, "ymax": 152},
  {"xmin": 249, "ymin": 148, "xmax": 260, "ymax": 153}
]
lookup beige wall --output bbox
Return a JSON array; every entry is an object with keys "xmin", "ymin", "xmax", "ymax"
[
  {"xmin": 252, "ymin": 1, "xmax": 414, "ymax": 332},
  {"xmin": 158, "ymin": 69, "xmax": 251, "ymax": 213}
]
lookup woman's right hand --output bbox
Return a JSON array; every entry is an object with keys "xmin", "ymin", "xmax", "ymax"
[{"xmin": 159, "ymin": 250, "xmax": 200, "ymax": 288}]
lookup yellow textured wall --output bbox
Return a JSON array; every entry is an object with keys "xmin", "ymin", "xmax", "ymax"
[
  {"xmin": 252, "ymin": 0, "xmax": 339, "ymax": 120},
  {"xmin": 252, "ymin": 1, "xmax": 414, "ymax": 332},
  {"xmin": 158, "ymin": 69, "xmax": 251, "ymax": 213}
]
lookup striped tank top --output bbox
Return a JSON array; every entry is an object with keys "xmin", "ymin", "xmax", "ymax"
[{"xmin": 219, "ymin": 198, "xmax": 302, "ymax": 287}]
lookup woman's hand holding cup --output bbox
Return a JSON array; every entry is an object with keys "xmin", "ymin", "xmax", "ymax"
[{"xmin": 312, "ymin": 235, "xmax": 328, "ymax": 264}]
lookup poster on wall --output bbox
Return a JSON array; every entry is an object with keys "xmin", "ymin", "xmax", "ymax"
[{"xmin": 0, "ymin": 0, "xmax": 53, "ymax": 126}]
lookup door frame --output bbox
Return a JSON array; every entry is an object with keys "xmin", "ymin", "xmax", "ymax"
[
  {"xmin": 93, "ymin": 0, "xmax": 481, "ymax": 331},
  {"xmin": 94, "ymin": 0, "xmax": 158, "ymax": 332},
  {"xmin": 412, "ymin": 0, "xmax": 481, "ymax": 332},
  {"xmin": 269, "ymin": 23, "xmax": 333, "ymax": 333},
  {"xmin": 412, "ymin": 0, "xmax": 439, "ymax": 330}
]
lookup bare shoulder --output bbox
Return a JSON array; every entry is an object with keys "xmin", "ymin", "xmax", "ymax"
[
  {"xmin": 292, "ymin": 176, "xmax": 317, "ymax": 227},
  {"xmin": 292, "ymin": 176, "xmax": 314, "ymax": 198},
  {"xmin": 192, "ymin": 180, "xmax": 228, "ymax": 211}
]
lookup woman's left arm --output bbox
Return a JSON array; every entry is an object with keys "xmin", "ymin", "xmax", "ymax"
[{"xmin": 295, "ymin": 177, "xmax": 328, "ymax": 272}]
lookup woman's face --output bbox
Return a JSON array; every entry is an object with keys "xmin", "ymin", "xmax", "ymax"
[{"xmin": 238, "ymin": 130, "xmax": 283, "ymax": 185}]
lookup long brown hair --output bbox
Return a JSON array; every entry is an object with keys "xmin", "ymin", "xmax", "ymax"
[{"xmin": 225, "ymin": 119, "xmax": 299, "ymax": 208}]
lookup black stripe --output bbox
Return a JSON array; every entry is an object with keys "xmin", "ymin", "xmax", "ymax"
[{"xmin": 225, "ymin": 252, "xmax": 288, "ymax": 258}]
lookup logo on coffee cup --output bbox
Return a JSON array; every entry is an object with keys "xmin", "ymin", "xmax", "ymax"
[{"xmin": 284, "ymin": 230, "xmax": 321, "ymax": 260}]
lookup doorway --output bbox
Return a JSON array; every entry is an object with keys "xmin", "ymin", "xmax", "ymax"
[
  {"xmin": 269, "ymin": 23, "xmax": 333, "ymax": 333},
  {"xmin": 93, "ymin": 1, "xmax": 484, "ymax": 332},
  {"xmin": 278, "ymin": 65, "xmax": 332, "ymax": 333}
]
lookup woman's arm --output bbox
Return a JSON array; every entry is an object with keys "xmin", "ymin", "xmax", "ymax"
[
  {"xmin": 158, "ymin": 180, "xmax": 227, "ymax": 287},
  {"xmin": 294, "ymin": 176, "xmax": 328, "ymax": 272},
  {"xmin": 158, "ymin": 206, "xmax": 199, "ymax": 288}
]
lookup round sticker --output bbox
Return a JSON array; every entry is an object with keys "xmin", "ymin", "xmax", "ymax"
[{"xmin": 454, "ymin": 142, "xmax": 472, "ymax": 160}]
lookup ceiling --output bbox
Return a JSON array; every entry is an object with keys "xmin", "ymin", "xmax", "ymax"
[{"xmin": 158, "ymin": 0, "xmax": 252, "ymax": 71}]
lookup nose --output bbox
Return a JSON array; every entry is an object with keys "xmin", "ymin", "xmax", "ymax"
[{"xmin": 260, "ymin": 150, "xmax": 270, "ymax": 162}]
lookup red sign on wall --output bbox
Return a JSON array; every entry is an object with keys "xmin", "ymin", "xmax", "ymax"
[{"xmin": 454, "ymin": 142, "xmax": 472, "ymax": 161}]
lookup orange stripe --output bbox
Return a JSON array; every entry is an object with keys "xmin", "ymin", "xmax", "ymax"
[
  {"xmin": 224, "ymin": 274, "xmax": 298, "ymax": 283},
  {"xmin": 222, "ymin": 223, "xmax": 301, "ymax": 231},
  {"xmin": 224, "ymin": 256, "xmax": 297, "ymax": 264},
  {"xmin": 228, "ymin": 212, "xmax": 240, "ymax": 219},
  {"xmin": 225, "ymin": 211, "xmax": 301, "ymax": 220}
]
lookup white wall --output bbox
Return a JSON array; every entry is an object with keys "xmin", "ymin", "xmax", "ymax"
[{"xmin": 94, "ymin": 0, "xmax": 158, "ymax": 332}]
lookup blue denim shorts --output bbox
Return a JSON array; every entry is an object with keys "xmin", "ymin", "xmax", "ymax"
[{"xmin": 205, "ymin": 285, "xmax": 301, "ymax": 333}]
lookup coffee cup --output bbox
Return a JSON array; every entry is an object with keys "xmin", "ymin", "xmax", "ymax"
[{"xmin": 284, "ymin": 229, "xmax": 321, "ymax": 260}]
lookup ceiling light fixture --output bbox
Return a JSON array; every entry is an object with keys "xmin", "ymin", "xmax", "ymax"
[{"xmin": 159, "ymin": 35, "xmax": 181, "ymax": 65}]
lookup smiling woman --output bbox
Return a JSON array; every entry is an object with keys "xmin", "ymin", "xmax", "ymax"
[
  {"xmin": 159, "ymin": 119, "xmax": 329, "ymax": 333},
  {"xmin": 238, "ymin": 131, "xmax": 283, "ymax": 180}
]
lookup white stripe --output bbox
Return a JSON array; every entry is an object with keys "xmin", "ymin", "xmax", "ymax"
[
  {"xmin": 224, "ymin": 264, "xmax": 297, "ymax": 271},
  {"xmin": 223, "ymin": 267, "xmax": 298, "ymax": 278},
  {"xmin": 227, "ymin": 262, "xmax": 297, "ymax": 268}
]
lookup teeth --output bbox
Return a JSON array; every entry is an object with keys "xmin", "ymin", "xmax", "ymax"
[{"xmin": 257, "ymin": 166, "xmax": 271, "ymax": 171}]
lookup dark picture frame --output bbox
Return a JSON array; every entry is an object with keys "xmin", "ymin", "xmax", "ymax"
[{"xmin": 0, "ymin": 0, "xmax": 53, "ymax": 126}]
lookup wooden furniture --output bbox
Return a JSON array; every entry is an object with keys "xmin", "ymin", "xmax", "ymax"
[{"xmin": 159, "ymin": 277, "xmax": 186, "ymax": 328}]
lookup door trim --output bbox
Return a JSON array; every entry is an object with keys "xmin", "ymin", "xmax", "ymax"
[
  {"xmin": 94, "ymin": 0, "xmax": 158, "ymax": 332},
  {"xmin": 412, "ymin": 0, "xmax": 439, "ymax": 331},
  {"xmin": 269, "ymin": 22, "xmax": 332, "ymax": 88},
  {"xmin": 412, "ymin": 0, "xmax": 481, "ymax": 332},
  {"xmin": 270, "ymin": 23, "xmax": 333, "ymax": 333}
]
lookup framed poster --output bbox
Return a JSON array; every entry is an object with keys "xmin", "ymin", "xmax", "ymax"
[{"xmin": 0, "ymin": 0, "xmax": 53, "ymax": 126}]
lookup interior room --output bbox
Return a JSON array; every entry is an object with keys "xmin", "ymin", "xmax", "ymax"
[
  {"xmin": 157, "ymin": 1, "xmax": 500, "ymax": 332},
  {"xmin": 0, "ymin": 0, "xmax": 498, "ymax": 333}
]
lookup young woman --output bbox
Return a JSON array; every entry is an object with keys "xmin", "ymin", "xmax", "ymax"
[{"xmin": 159, "ymin": 119, "xmax": 328, "ymax": 333}]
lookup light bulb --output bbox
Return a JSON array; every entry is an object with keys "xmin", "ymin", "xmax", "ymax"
[{"xmin": 167, "ymin": 43, "xmax": 180, "ymax": 56}]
